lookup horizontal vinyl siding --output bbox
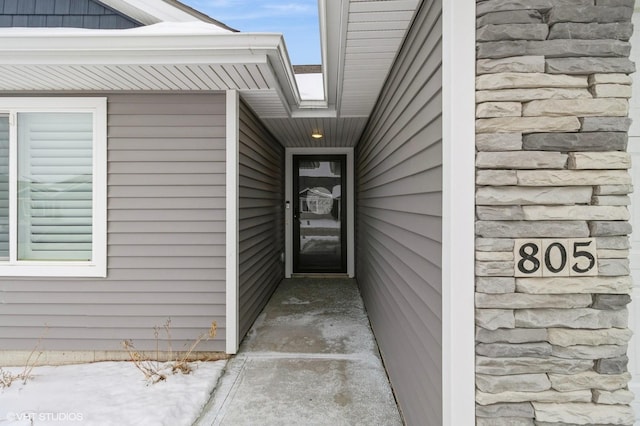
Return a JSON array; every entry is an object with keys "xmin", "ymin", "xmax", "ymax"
[
  {"xmin": 355, "ymin": 1, "xmax": 443, "ymax": 424},
  {"xmin": 0, "ymin": 93, "xmax": 227, "ymax": 352},
  {"xmin": 238, "ymin": 99, "xmax": 285, "ymax": 339}
]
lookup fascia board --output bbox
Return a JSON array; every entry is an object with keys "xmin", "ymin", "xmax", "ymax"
[
  {"xmin": 319, "ymin": 0, "xmax": 348, "ymax": 112},
  {"xmin": 0, "ymin": 32, "xmax": 282, "ymax": 64},
  {"xmin": 265, "ymin": 40, "xmax": 302, "ymax": 110},
  {"xmin": 0, "ymin": 31, "xmax": 282, "ymax": 52},
  {"xmin": 296, "ymin": 102, "xmax": 331, "ymax": 111},
  {"xmin": 317, "ymin": 0, "xmax": 330, "ymax": 104}
]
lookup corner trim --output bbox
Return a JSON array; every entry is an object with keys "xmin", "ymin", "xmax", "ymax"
[
  {"xmin": 442, "ymin": 0, "xmax": 476, "ymax": 424},
  {"xmin": 225, "ymin": 90, "xmax": 240, "ymax": 354}
]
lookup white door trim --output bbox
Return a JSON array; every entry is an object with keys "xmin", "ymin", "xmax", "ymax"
[
  {"xmin": 285, "ymin": 148, "xmax": 355, "ymax": 278},
  {"xmin": 442, "ymin": 0, "xmax": 476, "ymax": 424}
]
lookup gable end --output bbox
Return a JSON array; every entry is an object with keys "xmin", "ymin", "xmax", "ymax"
[{"xmin": 0, "ymin": 0, "xmax": 142, "ymax": 29}]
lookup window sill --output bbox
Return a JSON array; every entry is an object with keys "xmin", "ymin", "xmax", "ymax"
[{"xmin": 0, "ymin": 262, "xmax": 106, "ymax": 278}]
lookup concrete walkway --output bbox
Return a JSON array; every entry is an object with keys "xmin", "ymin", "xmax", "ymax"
[{"xmin": 195, "ymin": 278, "xmax": 403, "ymax": 426}]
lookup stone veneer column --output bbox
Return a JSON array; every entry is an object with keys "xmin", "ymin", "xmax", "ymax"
[{"xmin": 475, "ymin": 1, "xmax": 636, "ymax": 425}]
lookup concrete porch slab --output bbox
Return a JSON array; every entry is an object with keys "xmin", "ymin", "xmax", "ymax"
[{"xmin": 195, "ymin": 278, "xmax": 403, "ymax": 425}]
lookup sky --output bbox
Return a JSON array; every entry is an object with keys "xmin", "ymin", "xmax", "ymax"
[{"xmin": 180, "ymin": 0, "xmax": 322, "ymax": 65}]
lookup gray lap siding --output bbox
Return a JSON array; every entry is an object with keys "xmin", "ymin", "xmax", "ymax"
[
  {"xmin": 0, "ymin": 93, "xmax": 227, "ymax": 352},
  {"xmin": 355, "ymin": 1, "xmax": 443, "ymax": 424},
  {"xmin": 238, "ymin": 99, "xmax": 285, "ymax": 340}
]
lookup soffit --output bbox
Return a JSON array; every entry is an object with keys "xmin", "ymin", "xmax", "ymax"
[
  {"xmin": 262, "ymin": 0, "xmax": 421, "ymax": 147},
  {"xmin": 0, "ymin": 27, "xmax": 299, "ymax": 106},
  {"xmin": 0, "ymin": 0, "xmax": 422, "ymax": 148},
  {"xmin": 261, "ymin": 116, "xmax": 369, "ymax": 148},
  {"xmin": 0, "ymin": 63, "xmax": 274, "ymax": 91},
  {"xmin": 338, "ymin": 0, "xmax": 420, "ymax": 118}
]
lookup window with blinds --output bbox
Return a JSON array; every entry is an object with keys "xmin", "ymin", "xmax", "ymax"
[
  {"xmin": 18, "ymin": 113, "xmax": 93, "ymax": 261},
  {"xmin": 0, "ymin": 98, "xmax": 106, "ymax": 277}
]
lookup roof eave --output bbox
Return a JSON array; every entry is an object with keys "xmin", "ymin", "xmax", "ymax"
[{"xmin": 0, "ymin": 30, "xmax": 302, "ymax": 108}]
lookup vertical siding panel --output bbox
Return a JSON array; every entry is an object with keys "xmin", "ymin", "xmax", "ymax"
[
  {"xmin": 0, "ymin": 93, "xmax": 227, "ymax": 352},
  {"xmin": 238, "ymin": 99, "xmax": 285, "ymax": 339},
  {"xmin": 355, "ymin": 1, "xmax": 443, "ymax": 424}
]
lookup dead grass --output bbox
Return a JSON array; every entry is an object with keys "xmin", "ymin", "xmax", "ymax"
[
  {"xmin": 0, "ymin": 329, "xmax": 46, "ymax": 388},
  {"xmin": 122, "ymin": 319, "xmax": 218, "ymax": 384}
]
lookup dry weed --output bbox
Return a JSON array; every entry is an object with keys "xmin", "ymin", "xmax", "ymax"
[
  {"xmin": 122, "ymin": 319, "xmax": 217, "ymax": 384},
  {"xmin": 0, "ymin": 329, "xmax": 45, "ymax": 388}
]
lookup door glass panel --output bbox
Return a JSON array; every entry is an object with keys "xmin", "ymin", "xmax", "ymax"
[{"xmin": 294, "ymin": 156, "xmax": 346, "ymax": 273}]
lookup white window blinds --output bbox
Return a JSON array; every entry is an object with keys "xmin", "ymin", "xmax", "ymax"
[{"xmin": 17, "ymin": 112, "xmax": 93, "ymax": 261}]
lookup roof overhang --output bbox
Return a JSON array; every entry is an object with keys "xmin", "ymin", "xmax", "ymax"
[
  {"xmin": 0, "ymin": 24, "xmax": 307, "ymax": 114},
  {"xmin": 0, "ymin": 0, "xmax": 423, "ymax": 147}
]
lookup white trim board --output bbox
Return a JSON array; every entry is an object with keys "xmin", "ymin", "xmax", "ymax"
[
  {"xmin": 442, "ymin": 0, "xmax": 476, "ymax": 424},
  {"xmin": 225, "ymin": 90, "xmax": 240, "ymax": 354},
  {"xmin": 624, "ymin": 10, "xmax": 640, "ymax": 420},
  {"xmin": 285, "ymin": 148, "xmax": 355, "ymax": 278}
]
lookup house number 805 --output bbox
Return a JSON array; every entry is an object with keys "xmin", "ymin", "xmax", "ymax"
[{"xmin": 514, "ymin": 239, "xmax": 598, "ymax": 277}]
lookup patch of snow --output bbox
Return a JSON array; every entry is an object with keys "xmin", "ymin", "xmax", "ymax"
[
  {"xmin": 0, "ymin": 360, "xmax": 226, "ymax": 425},
  {"xmin": 281, "ymin": 297, "xmax": 310, "ymax": 305},
  {"xmin": 299, "ymin": 219, "xmax": 340, "ymax": 229},
  {"xmin": 119, "ymin": 22, "xmax": 233, "ymax": 34},
  {"xmin": 298, "ymin": 161, "xmax": 340, "ymax": 178},
  {"xmin": 295, "ymin": 73, "xmax": 324, "ymax": 101}
]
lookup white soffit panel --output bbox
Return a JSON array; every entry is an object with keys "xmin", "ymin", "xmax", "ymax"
[
  {"xmin": 262, "ymin": 117, "xmax": 368, "ymax": 148},
  {"xmin": 240, "ymin": 91, "xmax": 291, "ymax": 118},
  {"xmin": 0, "ymin": 64, "xmax": 272, "ymax": 92},
  {"xmin": 339, "ymin": 0, "xmax": 420, "ymax": 117}
]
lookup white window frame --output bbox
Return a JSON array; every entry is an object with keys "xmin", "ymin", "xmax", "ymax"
[{"xmin": 0, "ymin": 97, "xmax": 107, "ymax": 277}]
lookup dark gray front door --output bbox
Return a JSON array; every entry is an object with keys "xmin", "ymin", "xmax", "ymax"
[{"xmin": 293, "ymin": 155, "xmax": 347, "ymax": 273}]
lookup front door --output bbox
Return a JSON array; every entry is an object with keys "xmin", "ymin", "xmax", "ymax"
[{"xmin": 293, "ymin": 155, "xmax": 347, "ymax": 273}]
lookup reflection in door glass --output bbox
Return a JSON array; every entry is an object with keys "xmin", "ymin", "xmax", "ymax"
[{"xmin": 297, "ymin": 159, "xmax": 343, "ymax": 271}]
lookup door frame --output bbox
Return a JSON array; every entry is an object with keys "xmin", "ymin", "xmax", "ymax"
[{"xmin": 285, "ymin": 148, "xmax": 354, "ymax": 277}]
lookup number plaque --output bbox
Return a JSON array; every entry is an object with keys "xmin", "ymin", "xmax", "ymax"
[{"xmin": 514, "ymin": 239, "xmax": 598, "ymax": 277}]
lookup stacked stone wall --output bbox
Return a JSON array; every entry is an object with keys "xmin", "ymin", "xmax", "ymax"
[{"xmin": 475, "ymin": 0, "xmax": 636, "ymax": 424}]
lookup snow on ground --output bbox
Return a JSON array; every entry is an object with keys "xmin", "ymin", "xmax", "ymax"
[
  {"xmin": 0, "ymin": 360, "xmax": 226, "ymax": 426},
  {"xmin": 294, "ymin": 73, "xmax": 324, "ymax": 100}
]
